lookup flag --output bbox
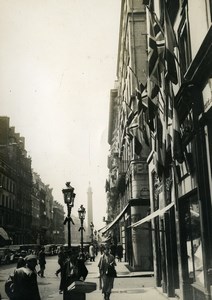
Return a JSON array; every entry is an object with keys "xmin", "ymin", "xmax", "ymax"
[
  {"xmin": 148, "ymin": 10, "xmax": 165, "ymax": 98},
  {"xmin": 147, "ymin": 9, "xmax": 165, "ymax": 131},
  {"xmin": 154, "ymin": 116, "xmax": 165, "ymax": 179},
  {"xmin": 164, "ymin": 76, "xmax": 173, "ymax": 123},
  {"xmin": 134, "ymin": 136, "xmax": 142, "ymax": 155},
  {"xmin": 172, "ymin": 106, "xmax": 184, "ymax": 163},
  {"xmin": 164, "ymin": 6, "xmax": 178, "ymax": 84},
  {"xmin": 126, "ymin": 113, "xmax": 143, "ymax": 155},
  {"xmin": 123, "ymin": 101, "xmax": 134, "ymax": 126},
  {"xmin": 147, "ymin": 96, "xmax": 156, "ymax": 131},
  {"xmin": 136, "ymin": 82, "xmax": 147, "ymax": 114}
]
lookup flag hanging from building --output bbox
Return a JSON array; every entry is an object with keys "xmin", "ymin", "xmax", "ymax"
[
  {"xmin": 147, "ymin": 9, "xmax": 165, "ymax": 131},
  {"xmin": 172, "ymin": 106, "xmax": 184, "ymax": 163},
  {"xmin": 154, "ymin": 116, "xmax": 165, "ymax": 179},
  {"xmin": 148, "ymin": 9, "xmax": 165, "ymax": 98},
  {"xmin": 164, "ymin": 6, "xmax": 178, "ymax": 84},
  {"xmin": 136, "ymin": 82, "xmax": 146, "ymax": 114}
]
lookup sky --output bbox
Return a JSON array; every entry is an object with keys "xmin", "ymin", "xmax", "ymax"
[{"xmin": 0, "ymin": 0, "xmax": 121, "ymax": 230}]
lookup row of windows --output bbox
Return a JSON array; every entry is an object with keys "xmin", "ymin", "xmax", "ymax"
[
  {"xmin": 0, "ymin": 194, "xmax": 15, "ymax": 209},
  {"xmin": 0, "ymin": 173, "xmax": 16, "ymax": 193}
]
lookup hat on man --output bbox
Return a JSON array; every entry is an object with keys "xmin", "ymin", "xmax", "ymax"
[{"xmin": 25, "ymin": 254, "xmax": 37, "ymax": 262}]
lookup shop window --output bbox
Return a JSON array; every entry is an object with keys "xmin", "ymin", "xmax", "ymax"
[{"xmin": 184, "ymin": 195, "xmax": 204, "ymax": 286}]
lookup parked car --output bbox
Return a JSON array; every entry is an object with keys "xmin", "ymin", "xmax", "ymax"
[
  {"xmin": 19, "ymin": 244, "xmax": 41, "ymax": 255},
  {"xmin": 44, "ymin": 244, "xmax": 57, "ymax": 256}
]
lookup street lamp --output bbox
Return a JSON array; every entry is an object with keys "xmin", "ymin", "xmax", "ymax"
[
  {"xmin": 94, "ymin": 230, "xmax": 97, "ymax": 241},
  {"xmin": 78, "ymin": 204, "xmax": 86, "ymax": 253},
  {"xmin": 90, "ymin": 222, "xmax": 94, "ymax": 243},
  {"xmin": 62, "ymin": 182, "xmax": 76, "ymax": 249}
]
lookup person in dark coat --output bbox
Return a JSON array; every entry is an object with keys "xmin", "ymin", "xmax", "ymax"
[
  {"xmin": 13, "ymin": 254, "xmax": 41, "ymax": 300},
  {"xmin": 109, "ymin": 243, "xmax": 116, "ymax": 257},
  {"xmin": 76, "ymin": 253, "xmax": 88, "ymax": 280},
  {"xmin": 55, "ymin": 246, "xmax": 66, "ymax": 277},
  {"xmin": 37, "ymin": 247, "xmax": 46, "ymax": 278},
  {"xmin": 98, "ymin": 245, "xmax": 116, "ymax": 300},
  {"xmin": 116, "ymin": 243, "xmax": 123, "ymax": 262}
]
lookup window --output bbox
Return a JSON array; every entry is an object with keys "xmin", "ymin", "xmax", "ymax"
[
  {"xmin": 178, "ymin": 8, "xmax": 192, "ymax": 80},
  {"xmin": 183, "ymin": 195, "xmax": 204, "ymax": 286}
]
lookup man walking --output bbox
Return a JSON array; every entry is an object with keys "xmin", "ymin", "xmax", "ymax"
[
  {"xmin": 98, "ymin": 245, "xmax": 116, "ymax": 300},
  {"xmin": 55, "ymin": 246, "xmax": 66, "ymax": 277},
  {"xmin": 13, "ymin": 254, "xmax": 41, "ymax": 300},
  {"xmin": 38, "ymin": 246, "xmax": 46, "ymax": 278}
]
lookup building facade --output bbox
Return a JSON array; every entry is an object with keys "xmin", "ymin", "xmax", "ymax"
[
  {"xmin": 0, "ymin": 117, "xmax": 32, "ymax": 244},
  {"xmin": 104, "ymin": 0, "xmax": 212, "ymax": 298},
  {"xmin": 0, "ymin": 116, "xmax": 64, "ymax": 246},
  {"xmin": 103, "ymin": 0, "xmax": 153, "ymax": 271},
  {"xmin": 129, "ymin": 1, "xmax": 212, "ymax": 300},
  {"xmin": 53, "ymin": 201, "xmax": 65, "ymax": 245}
]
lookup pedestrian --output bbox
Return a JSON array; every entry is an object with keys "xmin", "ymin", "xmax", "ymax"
[
  {"xmin": 59, "ymin": 250, "xmax": 77, "ymax": 295},
  {"xmin": 76, "ymin": 252, "xmax": 88, "ymax": 280},
  {"xmin": 109, "ymin": 243, "xmax": 116, "ymax": 257},
  {"xmin": 37, "ymin": 246, "xmax": 46, "ymax": 278},
  {"xmin": 16, "ymin": 250, "xmax": 26, "ymax": 268},
  {"xmin": 55, "ymin": 246, "xmax": 66, "ymax": 277},
  {"xmin": 12, "ymin": 254, "xmax": 41, "ymax": 300},
  {"xmin": 116, "ymin": 243, "xmax": 123, "ymax": 262},
  {"xmin": 99, "ymin": 244, "xmax": 104, "ymax": 254},
  {"xmin": 89, "ymin": 243, "xmax": 95, "ymax": 262},
  {"xmin": 98, "ymin": 245, "xmax": 116, "ymax": 300}
]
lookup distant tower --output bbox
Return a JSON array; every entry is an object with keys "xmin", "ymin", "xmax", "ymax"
[{"xmin": 87, "ymin": 182, "xmax": 93, "ymax": 238}]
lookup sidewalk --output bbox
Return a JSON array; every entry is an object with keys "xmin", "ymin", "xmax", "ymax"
[
  {"xmin": 48, "ymin": 254, "xmax": 172, "ymax": 300},
  {"xmin": 85, "ymin": 255, "xmax": 154, "ymax": 278}
]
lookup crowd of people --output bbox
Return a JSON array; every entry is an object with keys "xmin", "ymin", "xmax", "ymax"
[{"xmin": 3, "ymin": 241, "xmax": 124, "ymax": 300}]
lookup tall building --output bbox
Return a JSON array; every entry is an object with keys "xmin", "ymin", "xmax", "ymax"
[
  {"xmin": 0, "ymin": 116, "xmax": 61, "ymax": 246},
  {"xmin": 103, "ymin": 0, "xmax": 153, "ymax": 271},
  {"xmin": 53, "ymin": 201, "xmax": 65, "ymax": 245},
  {"xmin": 0, "ymin": 116, "xmax": 32, "ymax": 244},
  {"xmin": 126, "ymin": 1, "xmax": 212, "ymax": 300},
  {"xmin": 104, "ymin": 2, "xmax": 212, "ymax": 298}
]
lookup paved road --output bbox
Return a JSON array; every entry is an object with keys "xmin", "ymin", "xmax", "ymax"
[{"xmin": 0, "ymin": 254, "xmax": 170, "ymax": 300}]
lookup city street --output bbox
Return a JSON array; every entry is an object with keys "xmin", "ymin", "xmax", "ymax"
[{"xmin": 0, "ymin": 254, "xmax": 170, "ymax": 300}]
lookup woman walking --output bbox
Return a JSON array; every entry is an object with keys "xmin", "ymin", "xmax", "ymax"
[{"xmin": 98, "ymin": 245, "xmax": 116, "ymax": 300}]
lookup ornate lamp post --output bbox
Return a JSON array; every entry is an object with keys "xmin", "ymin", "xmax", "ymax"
[
  {"xmin": 90, "ymin": 222, "xmax": 94, "ymax": 243},
  {"xmin": 62, "ymin": 182, "xmax": 76, "ymax": 249},
  {"xmin": 78, "ymin": 205, "xmax": 86, "ymax": 253}
]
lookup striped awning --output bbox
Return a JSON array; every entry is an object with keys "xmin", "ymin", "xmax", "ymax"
[
  {"xmin": 101, "ymin": 203, "xmax": 129, "ymax": 234},
  {"xmin": 129, "ymin": 202, "xmax": 175, "ymax": 228}
]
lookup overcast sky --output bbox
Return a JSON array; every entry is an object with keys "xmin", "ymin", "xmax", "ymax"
[{"xmin": 0, "ymin": 0, "xmax": 121, "ymax": 229}]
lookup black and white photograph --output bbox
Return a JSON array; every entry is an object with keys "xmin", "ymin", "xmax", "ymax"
[{"xmin": 0, "ymin": 1, "xmax": 212, "ymax": 300}]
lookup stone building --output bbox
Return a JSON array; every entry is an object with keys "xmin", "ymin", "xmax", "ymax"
[
  {"xmin": 0, "ymin": 116, "xmax": 64, "ymax": 246},
  {"xmin": 128, "ymin": 1, "xmax": 212, "ymax": 300},
  {"xmin": 103, "ymin": 0, "xmax": 153, "ymax": 271},
  {"xmin": 0, "ymin": 116, "xmax": 32, "ymax": 244},
  {"xmin": 53, "ymin": 201, "xmax": 65, "ymax": 245}
]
